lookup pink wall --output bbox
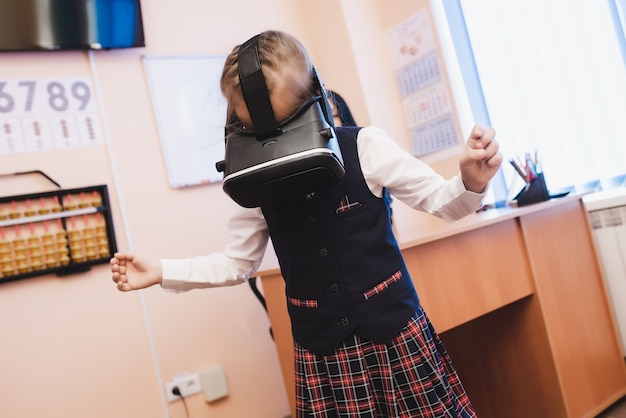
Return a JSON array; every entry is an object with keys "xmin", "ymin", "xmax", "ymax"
[{"xmin": 0, "ymin": 1, "xmax": 463, "ymax": 417}]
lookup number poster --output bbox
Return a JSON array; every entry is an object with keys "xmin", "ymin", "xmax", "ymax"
[{"xmin": 0, "ymin": 77, "xmax": 103, "ymax": 154}]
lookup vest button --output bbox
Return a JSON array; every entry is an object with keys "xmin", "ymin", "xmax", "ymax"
[
  {"xmin": 339, "ymin": 317, "xmax": 350, "ymax": 327},
  {"xmin": 330, "ymin": 282, "xmax": 339, "ymax": 292},
  {"xmin": 319, "ymin": 248, "xmax": 328, "ymax": 256},
  {"xmin": 309, "ymin": 214, "xmax": 318, "ymax": 222}
]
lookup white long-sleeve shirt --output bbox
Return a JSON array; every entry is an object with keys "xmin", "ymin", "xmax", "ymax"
[{"xmin": 161, "ymin": 126, "xmax": 485, "ymax": 291}]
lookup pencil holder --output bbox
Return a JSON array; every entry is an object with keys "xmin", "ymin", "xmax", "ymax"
[{"xmin": 514, "ymin": 172, "xmax": 550, "ymax": 206}]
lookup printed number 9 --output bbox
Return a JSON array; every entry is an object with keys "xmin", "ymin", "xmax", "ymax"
[{"xmin": 72, "ymin": 81, "xmax": 91, "ymax": 110}]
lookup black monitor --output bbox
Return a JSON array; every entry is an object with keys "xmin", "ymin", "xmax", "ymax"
[{"xmin": 0, "ymin": 0, "xmax": 145, "ymax": 51}]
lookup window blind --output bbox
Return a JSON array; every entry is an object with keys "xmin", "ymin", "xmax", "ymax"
[{"xmin": 442, "ymin": 0, "xmax": 626, "ymax": 198}]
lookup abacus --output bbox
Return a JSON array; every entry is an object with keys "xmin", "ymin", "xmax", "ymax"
[{"xmin": 0, "ymin": 183, "xmax": 117, "ymax": 284}]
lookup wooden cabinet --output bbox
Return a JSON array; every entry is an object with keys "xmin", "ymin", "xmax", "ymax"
[{"xmin": 259, "ymin": 196, "xmax": 626, "ymax": 418}]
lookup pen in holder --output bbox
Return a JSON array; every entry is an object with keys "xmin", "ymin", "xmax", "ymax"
[
  {"xmin": 513, "ymin": 172, "xmax": 550, "ymax": 206},
  {"xmin": 509, "ymin": 151, "xmax": 550, "ymax": 207}
]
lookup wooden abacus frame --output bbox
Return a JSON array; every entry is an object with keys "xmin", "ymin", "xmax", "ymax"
[{"xmin": 0, "ymin": 184, "xmax": 118, "ymax": 284}]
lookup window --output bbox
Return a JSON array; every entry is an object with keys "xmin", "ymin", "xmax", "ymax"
[{"xmin": 435, "ymin": 0, "xmax": 626, "ymax": 203}]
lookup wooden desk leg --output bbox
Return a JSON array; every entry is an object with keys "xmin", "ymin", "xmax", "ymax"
[{"xmin": 520, "ymin": 200, "xmax": 626, "ymax": 417}]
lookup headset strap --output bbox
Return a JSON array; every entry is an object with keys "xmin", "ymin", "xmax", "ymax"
[
  {"xmin": 237, "ymin": 34, "xmax": 281, "ymax": 139},
  {"xmin": 312, "ymin": 67, "xmax": 335, "ymax": 129}
]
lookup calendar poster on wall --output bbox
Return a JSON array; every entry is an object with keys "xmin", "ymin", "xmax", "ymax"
[
  {"xmin": 0, "ymin": 77, "xmax": 103, "ymax": 155},
  {"xmin": 385, "ymin": 9, "xmax": 460, "ymax": 157}
]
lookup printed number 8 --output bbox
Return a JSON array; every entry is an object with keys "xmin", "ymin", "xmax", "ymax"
[{"xmin": 47, "ymin": 82, "xmax": 70, "ymax": 112}]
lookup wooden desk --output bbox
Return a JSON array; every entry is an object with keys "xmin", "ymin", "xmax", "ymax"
[{"xmin": 259, "ymin": 196, "xmax": 626, "ymax": 418}]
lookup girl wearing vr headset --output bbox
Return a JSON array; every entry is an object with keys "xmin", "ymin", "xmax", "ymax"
[{"xmin": 111, "ymin": 30, "xmax": 502, "ymax": 417}]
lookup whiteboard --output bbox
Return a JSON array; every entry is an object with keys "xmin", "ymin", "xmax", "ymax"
[{"xmin": 143, "ymin": 55, "xmax": 227, "ymax": 188}]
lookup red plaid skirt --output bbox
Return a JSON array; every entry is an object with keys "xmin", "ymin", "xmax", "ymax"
[{"xmin": 294, "ymin": 306, "xmax": 476, "ymax": 417}]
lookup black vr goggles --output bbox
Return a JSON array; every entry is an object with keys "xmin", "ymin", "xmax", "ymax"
[{"xmin": 215, "ymin": 34, "xmax": 345, "ymax": 208}]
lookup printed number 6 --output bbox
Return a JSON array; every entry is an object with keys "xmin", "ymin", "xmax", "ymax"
[{"xmin": 0, "ymin": 82, "xmax": 15, "ymax": 113}]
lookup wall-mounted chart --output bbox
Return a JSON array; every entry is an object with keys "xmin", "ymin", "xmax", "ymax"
[
  {"xmin": 386, "ymin": 9, "xmax": 460, "ymax": 157},
  {"xmin": 143, "ymin": 55, "xmax": 227, "ymax": 188},
  {"xmin": 0, "ymin": 77, "xmax": 103, "ymax": 154}
]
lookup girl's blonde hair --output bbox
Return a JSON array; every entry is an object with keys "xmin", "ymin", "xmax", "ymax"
[{"xmin": 220, "ymin": 30, "xmax": 315, "ymax": 136}]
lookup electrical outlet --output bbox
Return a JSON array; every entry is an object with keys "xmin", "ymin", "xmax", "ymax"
[{"xmin": 165, "ymin": 373, "xmax": 202, "ymax": 402}]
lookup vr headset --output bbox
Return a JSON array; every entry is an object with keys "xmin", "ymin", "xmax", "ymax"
[{"xmin": 215, "ymin": 34, "xmax": 345, "ymax": 208}]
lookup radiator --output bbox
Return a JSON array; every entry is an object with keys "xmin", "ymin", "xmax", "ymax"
[{"xmin": 583, "ymin": 188, "xmax": 626, "ymax": 356}]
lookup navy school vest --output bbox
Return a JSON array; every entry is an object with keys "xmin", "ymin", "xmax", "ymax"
[{"xmin": 261, "ymin": 126, "xmax": 420, "ymax": 355}]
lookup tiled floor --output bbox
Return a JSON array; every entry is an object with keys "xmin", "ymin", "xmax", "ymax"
[{"xmin": 597, "ymin": 396, "xmax": 626, "ymax": 418}]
